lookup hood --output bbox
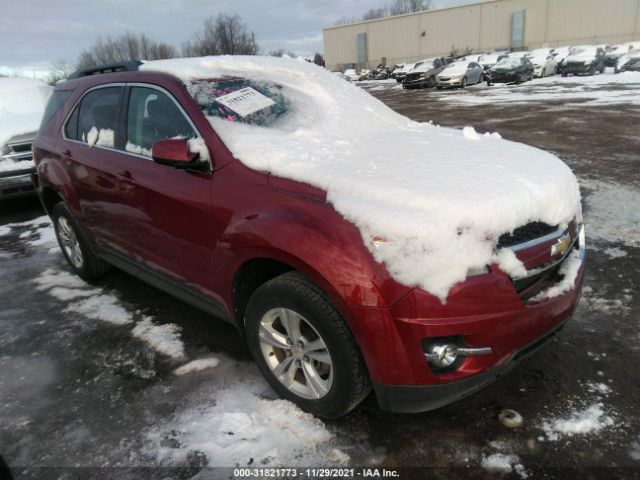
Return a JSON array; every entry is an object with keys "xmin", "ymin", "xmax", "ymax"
[
  {"xmin": 566, "ymin": 50, "xmax": 597, "ymax": 62},
  {"xmin": 142, "ymin": 56, "xmax": 581, "ymax": 302},
  {"xmin": 440, "ymin": 64, "xmax": 469, "ymax": 76}
]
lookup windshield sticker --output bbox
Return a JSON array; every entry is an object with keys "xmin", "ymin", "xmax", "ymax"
[{"xmin": 214, "ymin": 87, "xmax": 275, "ymax": 117}]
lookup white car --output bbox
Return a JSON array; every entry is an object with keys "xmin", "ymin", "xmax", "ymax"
[
  {"xmin": 342, "ymin": 69, "xmax": 360, "ymax": 82},
  {"xmin": 528, "ymin": 48, "xmax": 553, "ymax": 58},
  {"xmin": 529, "ymin": 54, "xmax": 559, "ymax": 77},
  {"xmin": 435, "ymin": 61, "xmax": 484, "ymax": 88},
  {"xmin": 0, "ymin": 77, "xmax": 52, "ymax": 200}
]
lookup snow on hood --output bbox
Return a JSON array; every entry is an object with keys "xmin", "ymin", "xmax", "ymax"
[
  {"xmin": 141, "ymin": 56, "xmax": 582, "ymax": 301},
  {"xmin": 0, "ymin": 77, "xmax": 52, "ymax": 147},
  {"xmin": 441, "ymin": 62, "xmax": 471, "ymax": 75}
]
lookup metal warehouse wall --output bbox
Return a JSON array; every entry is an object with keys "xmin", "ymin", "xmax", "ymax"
[{"xmin": 323, "ymin": 0, "xmax": 640, "ymax": 70}]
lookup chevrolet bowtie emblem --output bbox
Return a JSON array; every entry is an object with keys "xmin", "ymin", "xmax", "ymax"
[{"xmin": 551, "ymin": 233, "xmax": 571, "ymax": 256}]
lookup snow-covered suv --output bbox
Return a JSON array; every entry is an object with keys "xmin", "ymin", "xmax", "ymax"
[
  {"xmin": 33, "ymin": 57, "xmax": 585, "ymax": 417},
  {"xmin": 0, "ymin": 78, "xmax": 52, "ymax": 200}
]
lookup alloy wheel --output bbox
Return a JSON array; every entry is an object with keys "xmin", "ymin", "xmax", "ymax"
[
  {"xmin": 57, "ymin": 216, "xmax": 84, "ymax": 269},
  {"xmin": 258, "ymin": 307, "xmax": 334, "ymax": 399}
]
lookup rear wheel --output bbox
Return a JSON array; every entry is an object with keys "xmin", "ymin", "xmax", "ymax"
[
  {"xmin": 52, "ymin": 203, "xmax": 111, "ymax": 280},
  {"xmin": 245, "ymin": 272, "xmax": 371, "ymax": 418}
]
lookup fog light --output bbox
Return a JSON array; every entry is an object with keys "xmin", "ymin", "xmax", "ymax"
[
  {"xmin": 424, "ymin": 339, "xmax": 493, "ymax": 371},
  {"xmin": 424, "ymin": 343, "xmax": 458, "ymax": 368}
]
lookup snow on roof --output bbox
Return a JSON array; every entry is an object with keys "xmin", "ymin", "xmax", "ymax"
[
  {"xmin": 0, "ymin": 77, "xmax": 52, "ymax": 147},
  {"xmin": 141, "ymin": 56, "xmax": 581, "ymax": 301}
]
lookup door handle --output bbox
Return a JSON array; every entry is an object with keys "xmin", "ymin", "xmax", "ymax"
[{"xmin": 116, "ymin": 170, "xmax": 136, "ymax": 186}]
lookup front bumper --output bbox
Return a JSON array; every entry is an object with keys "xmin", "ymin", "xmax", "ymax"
[
  {"xmin": 488, "ymin": 72, "xmax": 520, "ymax": 83},
  {"xmin": 350, "ymin": 228, "xmax": 586, "ymax": 413},
  {"xmin": 0, "ymin": 170, "xmax": 36, "ymax": 199},
  {"xmin": 565, "ymin": 62, "xmax": 594, "ymax": 74},
  {"xmin": 436, "ymin": 77, "xmax": 463, "ymax": 87},
  {"xmin": 373, "ymin": 317, "xmax": 568, "ymax": 413}
]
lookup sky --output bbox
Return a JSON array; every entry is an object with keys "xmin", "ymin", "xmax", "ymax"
[{"xmin": 0, "ymin": 0, "xmax": 467, "ymax": 76}]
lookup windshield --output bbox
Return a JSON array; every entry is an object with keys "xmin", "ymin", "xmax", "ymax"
[
  {"xmin": 494, "ymin": 58, "xmax": 520, "ymax": 68},
  {"xmin": 186, "ymin": 77, "xmax": 289, "ymax": 127}
]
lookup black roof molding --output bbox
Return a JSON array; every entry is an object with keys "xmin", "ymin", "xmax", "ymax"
[{"xmin": 68, "ymin": 61, "xmax": 142, "ymax": 79}]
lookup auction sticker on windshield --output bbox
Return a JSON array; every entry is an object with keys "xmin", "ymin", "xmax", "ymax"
[{"xmin": 215, "ymin": 87, "xmax": 275, "ymax": 117}]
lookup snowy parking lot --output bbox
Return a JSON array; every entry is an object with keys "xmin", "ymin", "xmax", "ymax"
[{"xmin": 2, "ymin": 71, "xmax": 640, "ymax": 479}]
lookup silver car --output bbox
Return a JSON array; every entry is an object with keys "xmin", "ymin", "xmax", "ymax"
[
  {"xmin": 436, "ymin": 61, "xmax": 484, "ymax": 89},
  {"xmin": 0, "ymin": 132, "xmax": 38, "ymax": 200}
]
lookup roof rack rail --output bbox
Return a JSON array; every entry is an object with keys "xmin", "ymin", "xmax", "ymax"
[{"xmin": 68, "ymin": 60, "xmax": 142, "ymax": 79}]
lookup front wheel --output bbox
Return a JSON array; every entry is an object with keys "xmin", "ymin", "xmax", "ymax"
[
  {"xmin": 460, "ymin": 77, "xmax": 467, "ymax": 88},
  {"xmin": 245, "ymin": 272, "xmax": 371, "ymax": 418}
]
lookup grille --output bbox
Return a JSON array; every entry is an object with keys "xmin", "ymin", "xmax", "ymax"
[
  {"xmin": 8, "ymin": 142, "xmax": 32, "ymax": 153},
  {"xmin": 497, "ymin": 221, "xmax": 558, "ymax": 249}
]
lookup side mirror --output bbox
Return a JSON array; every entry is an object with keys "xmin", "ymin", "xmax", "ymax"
[{"xmin": 152, "ymin": 139, "xmax": 199, "ymax": 167}]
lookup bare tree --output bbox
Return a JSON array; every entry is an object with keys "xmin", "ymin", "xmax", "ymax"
[
  {"xmin": 334, "ymin": 16, "xmax": 357, "ymax": 26},
  {"xmin": 362, "ymin": 7, "xmax": 388, "ymax": 20},
  {"xmin": 46, "ymin": 60, "xmax": 75, "ymax": 84},
  {"xmin": 183, "ymin": 13, "xmax": 257, "ymax": 56},
  {"xmin": 268, "ymin": 49, "xmax": 297, "ymax": 58},
  {"xmin": 77, "ymin": 33, "xmax": 176, "ymax": 68},
  {"xmin": 389, "ymin": 0, "xmax": 430, "ymax": 15}
]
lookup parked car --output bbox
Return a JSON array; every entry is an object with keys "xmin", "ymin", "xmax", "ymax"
[
  {"xmin": 342, "ymin": 68, "xmax": 360, "ymax": 82},
  {"xmin": 486, "ymin": 56, "xmax": 534, "ymax": 85},
  {"xmin": 33, "ymin": 57, "xmax": 585, "ymax": 418},
  {"xmin": 394, "ymin": 63, "xmax": 415, "ymax": 83},
  {"xmin": 435, "ymin": 60, "xmax": 484, "ymax": 88},
  {"xmin": 616, "ymin": 48, "xmax": 640, "ymax": 73},
  {"xmin": 605, "ymin": 42, "xmax": 640, "ymax": 67},
  {"xmin": 529, "ymin": 54, "xmax": 559, "ymax": 77},
  {"xmin": 562, "ymin": 45, "xmax": 606, "ymax": 76},
  {"xmin": 478, "ymin": 52, "xmax": 509, "ymax": 70},
  {"xmin": 0, "ymin": 77, "xmax": 52, "ymax": 201},
  {"xmin": 551, "ymin": 46, "xmax": 572, "ymax": 75},
  {"xmin": 390, "ymin": 64, "xmax": 405, "ymax": 79},
  {"xmin": 358, "ymin": 69, "xmax": 372, "ymax": 81},
  {"xmin": 402, "ymin": 57, "xmax": 447, "ymax": 89}
]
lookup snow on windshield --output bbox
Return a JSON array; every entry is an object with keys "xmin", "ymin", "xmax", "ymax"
[
  {"xmin": 495, "ymin": 58, "xmax": 521, "ymax": 68},
  {"xmin": 142, "ymin": 56, "xmax": 581, "ymax": 302},
  {"xmin": 0, "ymin": 77, "xmax": 51, "ymax": 147}
]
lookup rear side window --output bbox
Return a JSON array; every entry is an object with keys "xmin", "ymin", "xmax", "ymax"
[
  {"xmin": 125, "ymin": 86, "xmax": 196, "ymax": 157},
  {"xmin": 40, "ymin": 90, "xmax": 72, "ymax": 130},
  {"xmin": 65, "ymin": 86, "xmax": 123, "ymax": 148}
]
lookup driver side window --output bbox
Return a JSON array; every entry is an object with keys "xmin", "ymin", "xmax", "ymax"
[{"xmin": 125, "ymin": 86, "xmax": 196, "ymax": 158}]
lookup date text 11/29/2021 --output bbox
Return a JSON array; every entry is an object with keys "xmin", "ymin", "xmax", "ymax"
[{"xmin": 233, "ymin": 468, "xmax": 400, "ymax": 478}]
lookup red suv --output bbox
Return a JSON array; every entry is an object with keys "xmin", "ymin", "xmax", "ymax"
[{"xmin": 33, "ymin": 58, "xmax": 585, "ymax": 418}]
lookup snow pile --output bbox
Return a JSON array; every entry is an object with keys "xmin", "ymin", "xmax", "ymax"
[
  {"xmin": 1, "ymin": 215, "xmax": 54, "ymax": 246},
  {"xmin": 146, "ymin": 366, "xmax": 346, "ymax": 467},
  {"xmin": 34, "ymin": 268, "xmax": 133, "ymax": 325},
  {"xmin": 581, "ymin": 179, "xmax": 640, "ymax": 249},
  {"xmin": 132, "ymin": 317, "xmax": 185, "ymax": 360},
  {"xmin": 0, "ymin": 77, "xmax": 52, "ymax": 171},
  {"xmin": 174, "ymin": 357, "xmax": 220, "ymax": 375},
  {"xmin": 142, "ymin": 56, "xmax": 581, "ymax": 301},
  {"xmin": 580, "ymin": 286, "xmax": 632, "ymax": 315},
  {"xmin": 87, "ymin": 127, "xmax": 114, "ymax": 148},
  {"xmin": 541, "ymin": 403, "xmax": 614, "ymax": 441},
  {"xmin": 481, "ymin": 454, "xmax": 527, "ymax": 477}
]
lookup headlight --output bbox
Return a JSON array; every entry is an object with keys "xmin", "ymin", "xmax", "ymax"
[{"xmin": 584, "ymin": 59, "xmax": 593, "ymax": 65}]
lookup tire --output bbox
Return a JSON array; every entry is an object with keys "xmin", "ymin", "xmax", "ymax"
[
  {"xmin": 427, "ymin": 76, "xmax": 436, "ymax": 88},
  {"xmin": 245, "ymin": 271, "xmax": 371, "ymax": 418},
  {"xmin": 436, "ymin": 86, "xmax": 443, "ymax": 90},
  {"xmin": 52, "ymin": 202, "xmax": 111, "ymax": 280},
  {"xmin": 562, "ymin": 72, "xmax": 568, "ymax": 77},
  {"xmin": 461, "ymin": 77, "xmax": 467, "ymax": 88}
]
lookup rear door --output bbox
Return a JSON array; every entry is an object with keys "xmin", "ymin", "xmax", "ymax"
[
  {"xmin": 112, "ymin": 83, "xmax": 214, "ymax": 292},
  {"xmin": 62, "ymin": 84, "xmax": 136, "ymax": 248}
]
